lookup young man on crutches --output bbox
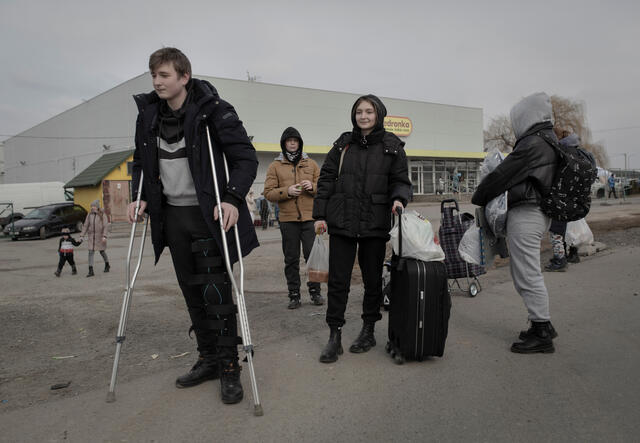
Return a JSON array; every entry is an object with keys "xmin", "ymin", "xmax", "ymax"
[{"xmin": 128, "ymin": 48, "xmax": 259, "ymax": 405}]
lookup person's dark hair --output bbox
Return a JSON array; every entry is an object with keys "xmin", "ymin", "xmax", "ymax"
[{"xmin": 149, "ymin": 47, "xmax": 192, "ymax": 78}]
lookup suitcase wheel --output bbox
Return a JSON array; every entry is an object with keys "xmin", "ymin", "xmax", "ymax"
[{"xmin": 393, "ymin": 354, "xmax": 405, "ymax": 365}]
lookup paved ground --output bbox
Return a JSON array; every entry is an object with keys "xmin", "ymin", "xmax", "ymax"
[{"xmin": 1, "ymin": 196, "xmax": 639, "ymax": 442}]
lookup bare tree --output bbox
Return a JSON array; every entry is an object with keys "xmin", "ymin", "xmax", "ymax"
[
  {"xmin": 550, "ymin": 95, "xmax": 608, "ymax": 167},
  {"xmin": 483, "ymin": 114, "xmax": 515, "ymax": 153},
  {"xmin": 483, "ymin": 95, "xmax": 609, "ymax": 167}
]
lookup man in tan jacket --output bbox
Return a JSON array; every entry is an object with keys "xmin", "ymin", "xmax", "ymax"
[{"xmin": 264, "ymin": 127, "xmax": 323, "ymax": 309}]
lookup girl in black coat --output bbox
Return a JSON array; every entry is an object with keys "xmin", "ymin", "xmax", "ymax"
[{"xmin": 313, "ymin": 94, "xmax": 411, "ymax": 363}]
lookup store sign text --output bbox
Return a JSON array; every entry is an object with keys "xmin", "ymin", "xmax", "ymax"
[{"xmin": 383, "ymin": 116, "xmax": 412, "ymax": 137}]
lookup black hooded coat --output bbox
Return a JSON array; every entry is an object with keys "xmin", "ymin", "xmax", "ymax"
[
  {"xmin": 313, "ymin": 95, "xmax": 412, "ymax": 239},
  {"xmin": 131, "ymin": 78, "xmax": 259, "ymax": 264}
]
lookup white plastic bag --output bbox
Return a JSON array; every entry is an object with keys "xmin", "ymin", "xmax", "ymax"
[
  {"xmin": 565, "ymin": 219, "xmax": 593, "ymax": 247},
  {"xmin": 307, "ymin": 235, "xmax": 329, "ymax": 283},
  {"xmin": 486, "ymin": 192, "xmax": 508, "ymax": 237},
  {"xmin": 458, "ymin": 225, "xmax": 482, "ymax": 265},
  {"xmin": 389, "ymin": 211, "xmax": 445, "ymax": 262},
  {"xmin": 479, "ymin": 150, "xmax": 508, "ymax": 237}
]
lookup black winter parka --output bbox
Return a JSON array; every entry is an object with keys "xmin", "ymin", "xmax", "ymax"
[
  {"xmin": 131, "ymin": 78, "xmax": 259, "ymax": 264},
  {"xmin": 472, "ymin": 122, "xmax": 558, "ymax": 209},
  {"xmin": 313, "ymin": 131, "xmax": 411, "ymax": 239}
]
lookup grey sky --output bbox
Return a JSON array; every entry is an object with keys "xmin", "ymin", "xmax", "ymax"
[{"xmin": 1, "ymin": 0, "xmax": 638, "ymax": 168}]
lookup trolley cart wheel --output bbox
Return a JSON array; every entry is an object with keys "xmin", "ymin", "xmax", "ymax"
[
  {"xmin": 468, "ymin": 282, "xmax": 479, "ymax": 297},
  {"xmin": 394, "ymin": 354, "xmax": 405, "ymax": 365}
]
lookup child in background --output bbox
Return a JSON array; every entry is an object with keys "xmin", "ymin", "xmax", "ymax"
[{"xmin": 55, "ymin": 228, "xmax": 82, "ymax": 277}]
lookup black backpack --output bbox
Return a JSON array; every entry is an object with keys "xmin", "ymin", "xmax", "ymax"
[{"xmin": 537, "ymin": 132, "xmax": 597, "ymax": 222}]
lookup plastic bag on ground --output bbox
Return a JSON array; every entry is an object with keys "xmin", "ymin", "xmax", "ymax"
[
  {"xmin": 389, "ymin": 210, "xmax": 445, "ymax": 262},
  {"xmin": 307, "ymin": 235, "xmax": 329, "ymax": 282},
  {"xmin": 565, "ymin": 218, "xmax": 594, "ymax": 247},
  {"xmin": 458, "ymin": 225, "xmax": 482, "ymax": 265}
]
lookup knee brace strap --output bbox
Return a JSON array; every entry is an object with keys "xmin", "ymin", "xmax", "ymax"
[
  {"xmin": 187, "ymin": 273, "xmax": 227, "ymax": 286},
  {"xmin": 194, "ymin": 255, "xmax": 224, "ymax": 268},
  {"xmin": 191, "ymin": 239, "xmax": 218, "ymax": 253},
  {"xmin": 206, "ymin": 303, "xmax": 237, "ymax": 316},
  {"xmin": 192, "ymin": 318, "xmax": 226, "ymax": 331},
  {"xmin": 216, "ymin": 336, "xmax": 243, "ymax": 347}
]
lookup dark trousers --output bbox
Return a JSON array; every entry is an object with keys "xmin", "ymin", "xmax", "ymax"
[
  {"xmin": 57, "ymin": 253, "xmax": 76, "ymax": 270},
  {"xmin": 326, "ymin": 235, "xmax": 387, "ymax": 327},
  {"xmin": 163, "ymin": 205, "xmax": 237, "ymax": 360},
  {"xmin": 608, "ymin": 187, "xmax": 617, "ymax": 198},
  {"xmin": 279, "ymin": 221, "xmax": 320, "ymax": 295},
  {"xmin": 260, "ymin": 208, "xmax": 269, "ymax": 229}
]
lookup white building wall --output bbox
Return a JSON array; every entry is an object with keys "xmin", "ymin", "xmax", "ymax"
[{"xmin": 4, "ymin": 73, "xmax": 482, "ymax": 185}]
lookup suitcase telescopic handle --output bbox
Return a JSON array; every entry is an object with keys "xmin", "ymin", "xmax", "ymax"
[
  {"xmin": 396, "ymin": 206, "xmax": 403, "ymax": 259},
  {"xmin": 440, "ymin": 199, "xmax": 459, "ymax": 212}
]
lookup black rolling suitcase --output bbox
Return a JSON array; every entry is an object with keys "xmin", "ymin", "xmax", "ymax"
[{"xmin": 386, "ymin": 209, "xmax": 451, "ymax": 364}]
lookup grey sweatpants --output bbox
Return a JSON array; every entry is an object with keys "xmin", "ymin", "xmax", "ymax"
[{"xmin": 506, "ymin": 204, "xmax": 552, "ymax": 321}]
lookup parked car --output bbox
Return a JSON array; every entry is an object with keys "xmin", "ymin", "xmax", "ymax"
[
  {"xmin": 0, "ymin": 212, "xmax": 24, "ymax": 230},
  {"xmin": 3, "ymin": 203, "xmax": 87, "ymax": 240}
]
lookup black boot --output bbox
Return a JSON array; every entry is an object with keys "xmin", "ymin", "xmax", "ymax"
[
  {"xmin": 86, "ymin": 266, "xmax": 94, "ymax": 277},
  {"xmin": 319, "ymin": 326, "xmax": 343, "ymax": 363},
  {"xmin": 220, "ymin": 359, "xmax": 244, "ymax": 404},
  {"xmin": 309, "ymin": 286, "xmax": 324, "ymax": 306},
  {"xmin": 567, "ymin": 246, "xmax": 580, "ymax": 263},
  {"xmin": 349, "ymin": 322, "xmax": 376, "ymax": 353},
  {"xmin": 54, "ymin": 268, "xmax": 61, "ymax": 277},
  {"xmin": 71, "ymin": 266, "xmax": 77, "ymax": 275},
  {"xmin": 287, "ymin": 291, "xmax": 301, "ymax": 310},
  {"xmin": 175, "ymin": 355, "xmax": 219, "ymax": 388},
  {"xmin": 104, "ymin": 262, "xmax": 110, "ymax": 273},
  {"xmin": 511, "ymin": 321, "xmax": 555, "ymax": 354},
  {"xmin": 519, "ymin": 321, "xmax": 558, "ymax": 340},
  {"xmin": 544, "ymin": 257, "xmax": 567, "ymax": 272}
]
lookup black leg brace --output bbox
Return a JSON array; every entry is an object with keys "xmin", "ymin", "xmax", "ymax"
[{"xmin": 188, "ymin": 239, "xmax": 242, "ymax": 360}]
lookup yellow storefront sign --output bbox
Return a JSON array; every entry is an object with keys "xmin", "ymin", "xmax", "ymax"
[{"xmin": 383, "ymin": 116, "xmax": 412, "ymax": 137}]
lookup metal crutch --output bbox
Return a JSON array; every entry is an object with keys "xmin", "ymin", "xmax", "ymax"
[
  {"xmin": 106, "ymin": 173, "xmax": 149, "ymax": 403},
  {"xmin": 205, "ymin": 126, "xmax": 263, "ymax": 417}
]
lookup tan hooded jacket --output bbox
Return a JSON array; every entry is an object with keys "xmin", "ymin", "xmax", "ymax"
[{"xmin": 264, "ymin": 153, "xmax": 320, "ymax": 222}]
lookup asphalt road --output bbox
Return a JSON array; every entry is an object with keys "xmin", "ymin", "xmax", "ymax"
[{"xmin": 1, "ymin": 198, "xmax": 639, "ymax": 442}]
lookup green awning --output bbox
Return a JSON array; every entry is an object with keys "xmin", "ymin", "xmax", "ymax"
[{"xmin": 64, "ymin": 149, "xmax": 134, "ymax": 188}]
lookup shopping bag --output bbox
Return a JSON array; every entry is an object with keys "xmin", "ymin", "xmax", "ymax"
[
  {"xmin": 308, "ymin": 235, "xmax": 329, "ymax": 283},
  {"xmin": 479, "ymin": 150, "xmax": 508, "ymax": 237},
  {"xmin": 389, "ymin": 210, "xmax": 445, "ymax": 262},
  {"xmin": 458, "ymin": 225, "xmax": 482, "ymax": 265},
  {"xmin": 565, "ymin": 218, "xmax": 594, "ymax": 247}
]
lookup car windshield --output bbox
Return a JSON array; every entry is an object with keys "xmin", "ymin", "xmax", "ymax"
[{"xmin": 24, "ymin": 208, "xmax": 53, "ymax": 219}]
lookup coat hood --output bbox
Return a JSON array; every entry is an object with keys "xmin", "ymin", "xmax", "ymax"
[
  {"xmin": 559, "ymin": 133, "xmax": 580, "ymax": 148},
  {"xmin": 280, "ymin": 126, "xmax": 304, "ymax": 152},
  {"xmin": 351, "ymin": 94, "xmax": 387, "ymax": 131},
  {"xmin": 510, "ymin": 92, "xmax": 554, "ymax": 140}
]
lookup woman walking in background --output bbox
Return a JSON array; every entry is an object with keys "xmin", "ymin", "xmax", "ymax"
[{"xmin": 80, "ymin": 199, "xmax": 111, "ymax": 277}]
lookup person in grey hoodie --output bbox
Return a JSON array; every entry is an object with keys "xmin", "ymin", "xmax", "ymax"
[{"xmin": 472, "ymin": 92, "xmax": 559, "ymax": 354}]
